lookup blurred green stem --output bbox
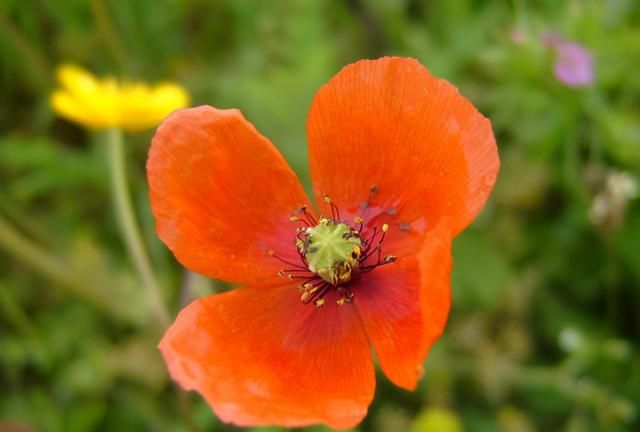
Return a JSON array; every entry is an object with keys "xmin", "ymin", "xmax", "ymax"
[
  {"xmin": 0, "ymin": 281, "xmax": 53, "ymax": 358},
  {"xmin": 0, "ymin": 11, "xmax": 49, "ymax": 88},
  {"xmin": 89, "ymin": 0, "xmax": 129, "ymax": 72},
  {"xmin": 0, "ymin": 281, "xmax": 37, "ymax": 337},
  {"xmin": 105, "ymin": 128, "xmax": 169, "ymax": 328}
]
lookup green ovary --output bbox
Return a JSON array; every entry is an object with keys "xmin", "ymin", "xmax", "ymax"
[{"xmin": 304, "ymin": 219, "xmax": 361, "ymax": 284}]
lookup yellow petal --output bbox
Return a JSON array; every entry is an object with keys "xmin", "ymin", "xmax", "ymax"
[
  {"xmin": 119, "ymin": 83, "xmax": 190, "ymax": 132},
  {"xmin": 56, "ymin": 64, "xmax": 98, "ymax": 93},
  {"xmin": 52, "ymin": 64, "xmax": 116, "ymax": 129},
  {"xmin": 50, "ymin": 90, "xmax": 110, "ymax": 129},
  {"xmin": 51, "ymin": 64, "xmax": 190, "ymax": 131}
]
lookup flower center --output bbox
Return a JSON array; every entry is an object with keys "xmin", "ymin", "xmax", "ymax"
[
  {"xmin": 269, "ymin": 192, "xmax": 396, "ymax": 308},
  {"xmin": 303, "ymin": 218, "xmax": 361, "ymax": 285}
]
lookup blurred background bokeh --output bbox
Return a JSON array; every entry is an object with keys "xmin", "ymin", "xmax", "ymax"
[{"xmin": 1, "ymin": 0, "xmax": 639, "ymax": 431}]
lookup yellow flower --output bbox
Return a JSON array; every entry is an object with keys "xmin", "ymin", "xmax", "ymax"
[{"xmin": 50, "ymin": 64, "xmax": 190, "ymax": 132}]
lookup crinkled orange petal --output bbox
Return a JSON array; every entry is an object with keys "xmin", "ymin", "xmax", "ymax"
[
  {"xmin": 159, "ymin": 284, "xmax": 375, "ymax": 430},
  {"xmin": 354, "ymin": 220, "xmax": 453, "ymax": 390},
  {"xmin": 307, "ymin": 57, "xmax": 499, "ymax": 237},
  {"xmin": 147, "ymin": 106, "xmax": 311, "ymax": 285}
]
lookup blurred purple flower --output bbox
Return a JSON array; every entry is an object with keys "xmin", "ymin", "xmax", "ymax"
[{"xmin": 542, "ymin": 33, "xmax": 594, "ymax": 88}]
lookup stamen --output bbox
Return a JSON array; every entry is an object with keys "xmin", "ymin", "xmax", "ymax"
[
  {"xmin": 358, "ymin": 184, "xmax": 378, "ymax": 217},
  {"xmin": 290, "ymin": 216, "xmax": 310, "ymax": 227},
  {"xmin": 375, "ymin": 245, "xmax": 382, "ymax": 263},
  {"xmin": 302, "ymin": 206, "xmax": 318, "ymax": 225},
  {"xmin": 299, "ymin": 283, "xmax": 319, "ymax": 302},
  {"xmin": 297, "ymin": 275, "xmax": 320, "ymax": 287},
  {"xmin": 336, "ymin": 286, "xmax": 355, "ymax": 305},
  {"xmin": 323, "ymin": 193, "xmax": 341, "ymax": 220},
  {"xmin": 354, "ymin": 216, "xmax": 364, "ymax": 232},
  {"xmin": 300, "ymin": 281, "xmax": 332, "ymax": 305},
  {"xmin": 378, "ymin": 224, "xmax": 389, "ymax": 245},
  {"xmin": 361, "ymin": 255, "xmax": 397, "ymax": 272},
  {"xmin": 268, "ymin": 249, "xmax": 307, "ymax": 270},
  {"xmin": 272, "ymin": 195, "xmax": 397, "ymax": 308},
  {"xmin": 361, "ymin": 226, "xmax": 378, "ymax": 254},
  {"xmin": 359, "ymin": 222, "xmax": 395, "ymax": 271},
  {"xmin": 288, "ymin": 274, "xmax": 320, "ymax": 280},
  {"xmin": 294, "ymin": 205, "xmax": 318, "ymax": 226},
  {"xmin": 362, "ymin": 244, "xmax": 382, "ymax": 265},
  {"xmin": 281, "ymin": 268, "xmax": 312, "ymax": 275}
]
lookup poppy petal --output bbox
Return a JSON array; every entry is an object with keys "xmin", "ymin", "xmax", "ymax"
[
  {"xmin": 354, "ymin": 220, "xmax": 452, "ymax": 390},
  {"xmin": 148, "ymin": 106, "xmax": 311, "ymax": 285},
  {"xmin": 159, "ymin": 284, "xmax": 375, "ymax": 429},
  {"xmin": 307, "ymin": 57, "xmax": 499, "ymax": 237}
]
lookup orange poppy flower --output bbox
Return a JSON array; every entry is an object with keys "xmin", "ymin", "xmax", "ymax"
[{"xmin": 148, "ymin": 57, "xmax": 499, "ymax": 429}]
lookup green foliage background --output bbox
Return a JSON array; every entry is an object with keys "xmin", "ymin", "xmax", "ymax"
[{"xmin": 1, "ymin": 0, "xmax": 639, "ymax": 431}]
